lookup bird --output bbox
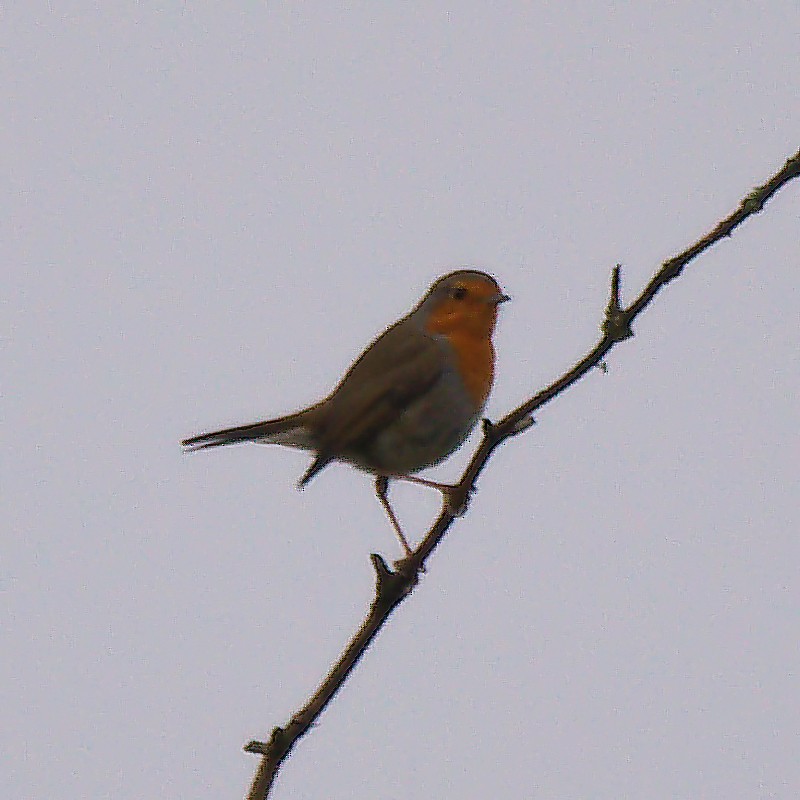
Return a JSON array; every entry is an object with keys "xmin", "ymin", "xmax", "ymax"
[{"xmin": 182, "ymin": 270, "xmax": 509, "ymax": 556}]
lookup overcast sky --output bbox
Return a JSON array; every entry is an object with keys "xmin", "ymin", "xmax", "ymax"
[{"xmin": 4, "ymin": 4, "xmax": 799, "ymax": 799}]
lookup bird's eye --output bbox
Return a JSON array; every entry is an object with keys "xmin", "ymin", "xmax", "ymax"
[{"xmin": 451, "ymin": 286, "xmax": 468, "ymax": 300}]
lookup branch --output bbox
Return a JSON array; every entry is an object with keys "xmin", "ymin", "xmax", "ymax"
[{"xmin": 243, "ymin": 147, "xmax": 800, "ymax": 799}]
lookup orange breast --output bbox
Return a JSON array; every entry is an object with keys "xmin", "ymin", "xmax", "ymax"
[{"xmin": 444, "ymin": 330, "xmax": 495, "ymax": 408}]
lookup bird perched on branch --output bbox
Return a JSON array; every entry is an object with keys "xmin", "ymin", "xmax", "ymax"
[{"xmin": 182, "ymin": 270, "xmax": 509, "ymax": 556}]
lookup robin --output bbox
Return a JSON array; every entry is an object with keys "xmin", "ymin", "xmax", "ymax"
[{"xmin": 182, "ymin": 270, "xmax": 509, "ymax": 555}]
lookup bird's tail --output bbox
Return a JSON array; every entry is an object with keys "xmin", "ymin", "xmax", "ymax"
[{"xmin": 181, "ymin": 408, "xmax": 318, "ymax": 452}]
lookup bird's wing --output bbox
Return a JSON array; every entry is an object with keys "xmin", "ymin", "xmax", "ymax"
[{"xmin": 312, "ymin": 320, "xmax": 446, "ymax": 467}]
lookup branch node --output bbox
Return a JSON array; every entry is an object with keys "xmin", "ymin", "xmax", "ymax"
[
  {"xmin": 741, "ymin": 188, "xmax": 765, "ymax": 215},
  {"xmin": 372, "ymin": 552, "xmax": 421, "ymax": 594},
  {"xmin": 444, "ymin": 484, "xmax": 471, "ymax": 517},
  {"xmin": 393, "ymin": 556, "xmax": 423, "ymax": 585},
  {"xmin": 244, "ymin": 726, "xmax": 287, "ymax": 756},
  {"xmin": 602, "ymin": 264, "xmax": 634, "ymax": 342},
  {"xmin": 661, "ymin": 256, "xmax": 683, "ymax": 282}
]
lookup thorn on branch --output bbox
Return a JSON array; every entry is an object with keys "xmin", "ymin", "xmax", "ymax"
[
  {"xmin": 602, "ymin": 264, "xmax": 634, "ymax": 343},
  {"xmin": 244, "ymin": 726, "xmax": 287, "ymax": 756},
  {"xmin": 370, "ymin": 552, "xmax": 393, "ymax": 588}
]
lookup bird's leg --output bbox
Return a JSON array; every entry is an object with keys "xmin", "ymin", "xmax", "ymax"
[
  {"xmin": 391, "ymin": 474, "xmax": 470, "ymax": 516},
  {"xmin": 374, "ymin": 476, "xmax": 413, "ymax": 557}
]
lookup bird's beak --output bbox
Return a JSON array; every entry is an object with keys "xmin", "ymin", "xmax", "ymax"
[{"xmin": 491, "ymin": 292, "xmax": 511, "ymax": 305}]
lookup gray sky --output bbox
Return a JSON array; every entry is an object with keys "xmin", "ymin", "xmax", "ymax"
[{"xmin": 4, "ymin": 5, "xmax": 799, "ymax": 799}]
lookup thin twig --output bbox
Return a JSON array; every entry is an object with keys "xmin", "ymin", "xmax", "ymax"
[{"xmin": 244, "ymin": 147, "xmax": 800, "ymax": 800}]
